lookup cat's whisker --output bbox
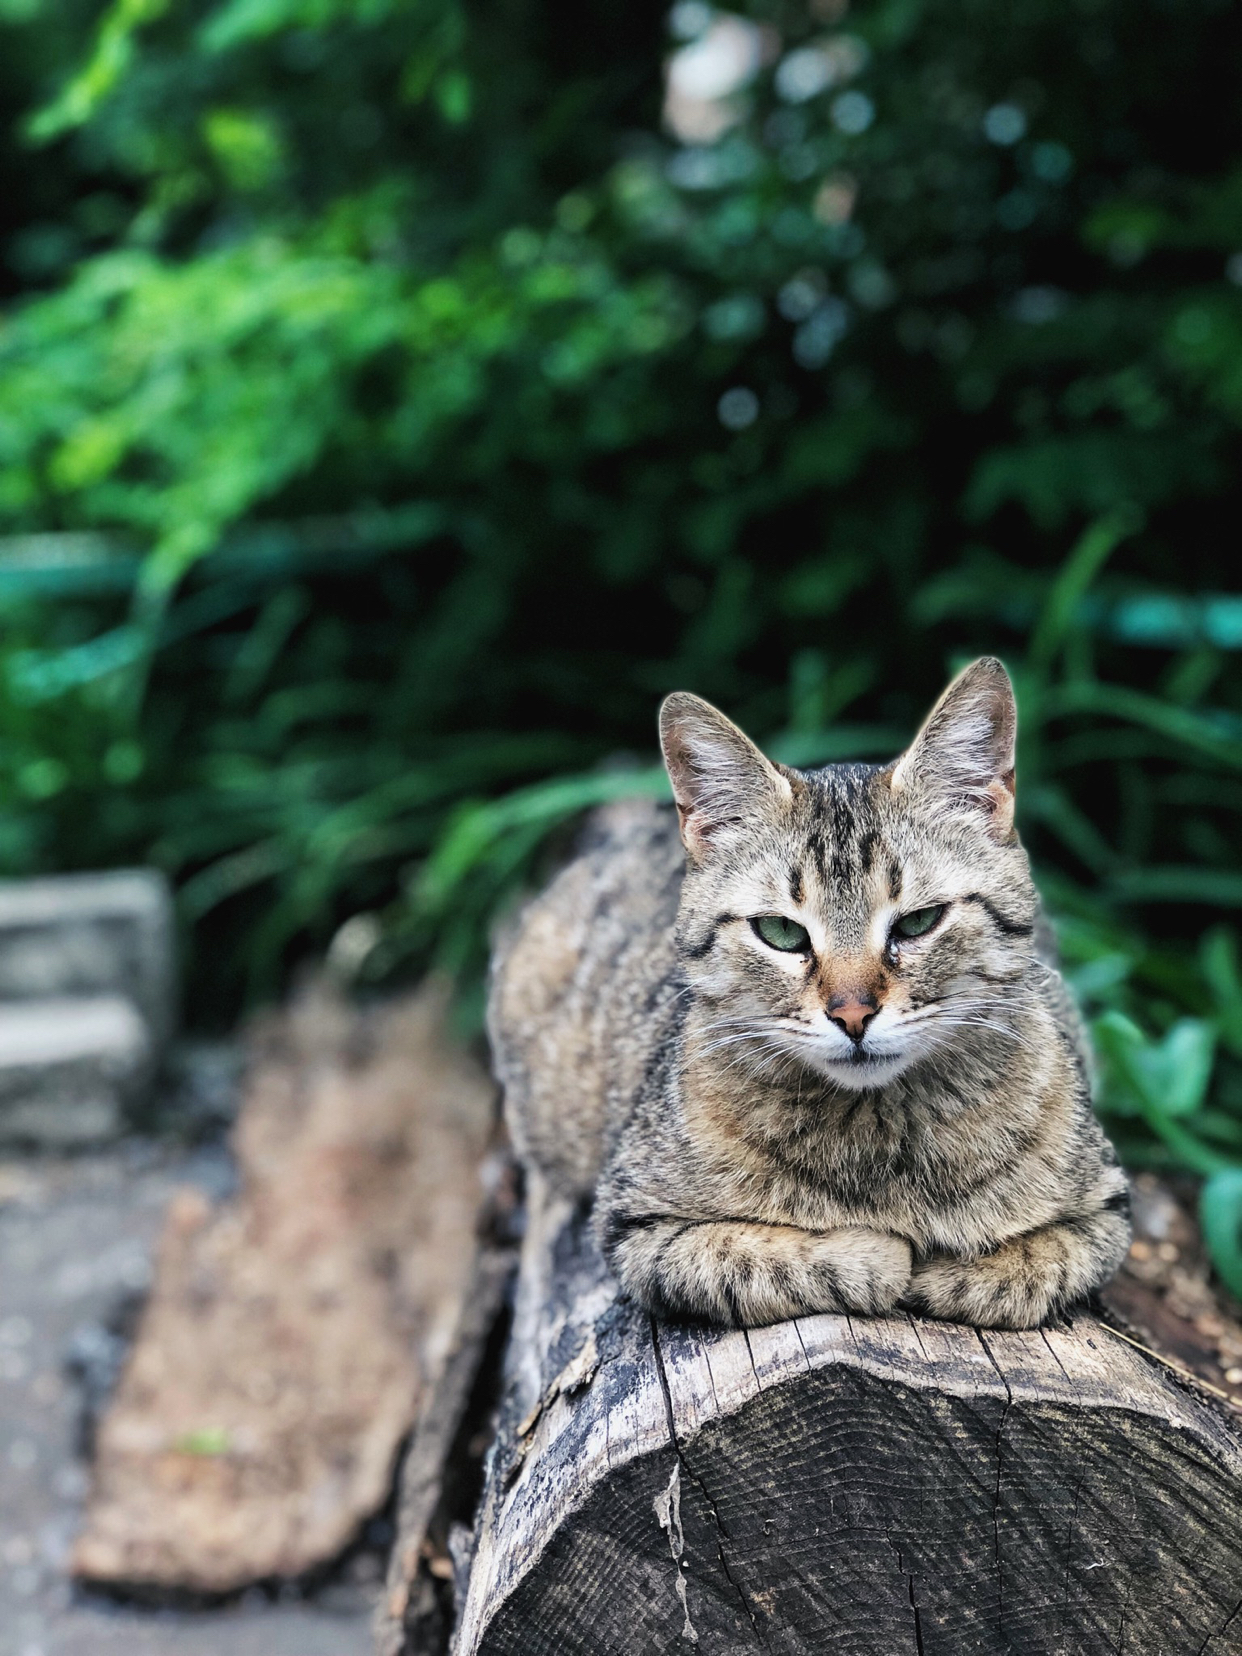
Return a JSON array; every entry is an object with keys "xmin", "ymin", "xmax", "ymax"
[
  {"xmin": 919, "ymin": 1015, "xmax": 1039, "ymax": 1056},
  {"xmin": 679, "ymin": 1027, "xmax": 792, "ymax": 1076},
  {"xmin": 708, "ymin": 1035, "xmax": 801, "ymax": 1088},
  {"xmin": 953, "ymin": 995, "xmax": 1047, "ymax": 1031},
  {"xmin": 690, "ymin": 1024, "xmax": 769, "ymax": 1047},
  {"xmin": 694, "ymin": 1014, "xmax": 784, "ymax": 1038}
]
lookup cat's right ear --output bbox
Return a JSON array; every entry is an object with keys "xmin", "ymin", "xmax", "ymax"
[{"xmin": 659, "ymin": 693, "xmax": 793, "ymax": 861}]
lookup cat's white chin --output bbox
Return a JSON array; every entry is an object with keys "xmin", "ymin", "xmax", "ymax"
[{"xmin": 804, "ymin": 1047, "xmax": 917, "ymax": 1091}]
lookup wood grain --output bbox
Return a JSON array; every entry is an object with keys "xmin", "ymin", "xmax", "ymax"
[{"xmin": 455, "ymin": 1181, "xmax": 1242, "ymax": 1656}]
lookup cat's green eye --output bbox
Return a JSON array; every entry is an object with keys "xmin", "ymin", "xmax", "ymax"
[
  {"xmin": 752, "ymin": 914, "xmax": 811, "ymax": 953},
  {"xmin": 892, "ymin": 904, "xmax": 945, "ymax": 940}
]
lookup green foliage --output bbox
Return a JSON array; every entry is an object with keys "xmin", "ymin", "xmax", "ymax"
[
  {"xmin": 2, "ymin": 0, "xmax": 1242, "ymax": 1270},
  {"xmin": 1201, "ymin": 1170, "xmax": 1242, "ymax": 1301}
]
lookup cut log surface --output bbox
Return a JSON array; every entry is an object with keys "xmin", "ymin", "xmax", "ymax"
[{"xmin": 455, "ymin": 1181, "xmax": 1242, "ymax": 1656}]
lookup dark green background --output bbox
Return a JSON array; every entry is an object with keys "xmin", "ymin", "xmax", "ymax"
[{"xmin": 1, "ymin": 0, "xmax": 1241, "ymax": 1273}]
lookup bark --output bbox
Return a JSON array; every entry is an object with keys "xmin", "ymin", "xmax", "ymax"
[
  {"xmin": 377, "ymin": 1242, "xmax": 515, "ymax": 1656},
  {"xmin": 453, "ymin": 1180, "xmax": 1242, "ymax": 1656}
]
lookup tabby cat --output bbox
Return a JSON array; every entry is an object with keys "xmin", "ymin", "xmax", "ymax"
[{"xmin": 490, "ymin": 658, "xmax": 1130, "ymax": 1330}]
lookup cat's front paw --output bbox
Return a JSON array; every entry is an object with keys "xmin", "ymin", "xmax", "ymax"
[
  {"xmin": 807, "ymin": 1228, "xmax": 912, "ymax": 1316},
  {"xmin": 906, "ymin": 1257, "xmax": 1034, "ymax": 1328},
  {"xmin": 907, "ymin": 1249, "xmax": 1068, "ymax": 1329},
  {"xmin": 907, "ymin": 1210, "xmax": 1127, "ymax": 1329}
]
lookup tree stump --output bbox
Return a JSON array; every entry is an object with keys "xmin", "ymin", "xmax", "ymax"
[{"xmin": 453, "ymin": 1179, "xmax": 1242, "ymax": 1656}]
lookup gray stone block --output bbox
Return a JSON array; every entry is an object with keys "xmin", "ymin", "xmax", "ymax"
[
  {"xmin": 0, "ymin": 869, "xmax": 176, "ymax": 1046},
  {"xmin": 0, "ymin": 996, "xmax": 152, "ymax": 1146}
]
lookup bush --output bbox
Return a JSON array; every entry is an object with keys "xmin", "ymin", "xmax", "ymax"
[{"xmin": 1, "ymin": 0, "xmax": 1241, "ymax": 1265}]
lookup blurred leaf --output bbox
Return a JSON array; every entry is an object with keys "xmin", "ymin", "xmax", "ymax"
[
  {"xmin": 1202, "ymin": 928, "xmax": 1242, "ymax": 1056},
  {"xmin": 173, "ymin": 1426, "xmax": 231, "ymax": 1457},
  {"xmin": 202, "ymin": 108, "xmax": 284, "ymax": 192},
  {"xmin": 1093, "ymin": 1011, "xmax": 1221, "ymax": 1166},
  {"xmin": 415, "ymin": 767, "xmax": 669, "ymax": 916},
  {"xmin": 26, "ymin": 0, "xmax": 170, "ymax": 141},
  {"xmin": 1046, "ymin": 682, "xmax": 1242, "ymax": 770},
  {"xmin": 1027, "ymin": 509, "xmax": 1139, "ymax": 670},
  {"xmin": 1108, "ymin": 868, "xmax": 1242, "ymax": 907},
  {"xmin": 1200, "ymin": 1170, "xmax": 1242, "ymax": 1300}
]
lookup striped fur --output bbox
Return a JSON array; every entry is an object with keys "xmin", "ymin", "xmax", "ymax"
[{"xmin": 490, "ymin": 659, "xmax": 1129, "ymax": 1330}]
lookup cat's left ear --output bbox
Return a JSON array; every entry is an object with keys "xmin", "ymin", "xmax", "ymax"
[{"xmin": 889, "ymin": 657, "xmax": 1017, "ymax": 840}]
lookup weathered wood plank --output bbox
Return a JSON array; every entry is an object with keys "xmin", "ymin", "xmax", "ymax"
[
  {"xmin": 75, "ymin": 983, "xmax": 496, "ymax": 1594},
  {"xmin": 377, "ymin": 1244, "xmax": 515, "ymax": 1656}
]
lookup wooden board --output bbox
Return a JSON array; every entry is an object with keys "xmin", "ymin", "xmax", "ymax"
[{"xmin": 74, "ymin": 982, "xmax": 496, "ymax": 1594}]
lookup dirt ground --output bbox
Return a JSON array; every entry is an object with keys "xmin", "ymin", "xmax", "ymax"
[{"xmin": 0, "ymin": 1140, "xmax": 377, "ymax": 1656}]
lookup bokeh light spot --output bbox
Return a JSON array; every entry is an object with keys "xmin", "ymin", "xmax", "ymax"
[
  {"xmin": 717, "ymin": 386, "xmax": 760, "ymax": 428},
  {"xmin": 984, "ymin": 103, "xmax": 1027, "ymax": 145},
  {"xmin": 831, "ymin": 91, "xmax": 874, "ymax": 135}
]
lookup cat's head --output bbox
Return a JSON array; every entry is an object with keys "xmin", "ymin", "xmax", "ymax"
[{"xmin": 659, "ymin": 658, "xmax": 1038, "ymax": 1092}]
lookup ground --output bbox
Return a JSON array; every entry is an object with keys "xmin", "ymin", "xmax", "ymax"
[{"xmin": 0, "ymin": 1140, "xmax": 377, "ymax": 1656}]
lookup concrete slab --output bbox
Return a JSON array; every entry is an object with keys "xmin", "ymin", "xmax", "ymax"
[
  {"xmin": 0, "ymin": 871, "xmax": 175, "ymax": 1047},
  {"xmin": 0, "ymin": 999, "xmax": 151, "ymax": 1148}
]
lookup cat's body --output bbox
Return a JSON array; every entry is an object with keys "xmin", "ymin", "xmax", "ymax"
[{"xmin": 490, "ymin": 660, "xmax": 1130, "ymax": 1330}]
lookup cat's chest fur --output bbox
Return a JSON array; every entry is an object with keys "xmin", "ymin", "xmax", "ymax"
[{"xmin": 662, "ymin": 1041, "xmax": 1075, "ymax": 1254}]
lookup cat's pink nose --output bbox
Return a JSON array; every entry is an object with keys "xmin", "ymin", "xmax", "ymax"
[{"xmin": 827, "ymin": 995, "xmax": 878, "ymax": 1043}]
